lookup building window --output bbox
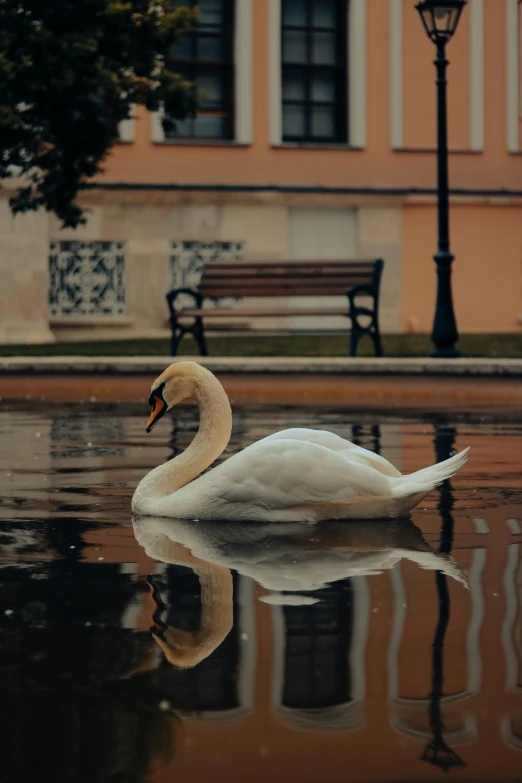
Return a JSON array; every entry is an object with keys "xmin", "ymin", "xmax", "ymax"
[
  {"xmin": 49, "ymin": 241, "xmax": 125, "ymax": 318},
  {"xmin": 166, "ymin": 0, "xmax": 235, "ymax": 140},
  {"xmin": 281, "ymin": 0, "xmax": 348, "ymax": 143}
]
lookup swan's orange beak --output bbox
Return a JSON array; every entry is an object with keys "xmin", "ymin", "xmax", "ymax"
[{"xmin": 146, "ymin": 396, "xmax": 167, "ymax": 433}]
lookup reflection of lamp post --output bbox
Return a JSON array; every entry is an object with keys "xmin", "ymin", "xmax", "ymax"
[
  {"xmin": 415, "ymin": 1, "xmax": 467, "ymax": 358},
  {"xmin": 421, "ymin": 422, "xmax": 465, "ymax": 772}
]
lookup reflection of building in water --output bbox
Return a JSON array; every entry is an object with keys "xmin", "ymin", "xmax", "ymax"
[
  {"xmin": 502, "ymin": 525, "xmax": 522, "ymax": 750},
  {"xmin": 271, "ymin": 579, "xmax": 368, "ymax": 730},
  {"xmin": 51, "ymin": 414, "xmax": 125, "ymax": 459},
  {"xmin": 282, "ymin": 584, "xmax": 353, "ymax": 709},
  {"xmin": 388, "ymin": 547, "xmax": 482, "ymax": 747}
]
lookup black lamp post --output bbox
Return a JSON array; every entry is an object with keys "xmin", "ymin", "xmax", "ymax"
[{"xmin": 415, "ymin": 0, "xmax": 467, "ymax": 358}]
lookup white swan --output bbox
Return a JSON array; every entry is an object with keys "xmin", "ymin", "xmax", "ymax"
[{"xmin": 132, "ymin": 361, "xmax": 469, "ymax": 521}]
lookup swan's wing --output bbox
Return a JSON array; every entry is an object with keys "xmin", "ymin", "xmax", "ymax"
[
  {"xmin": 210, "ymin": 438, "xmax": 392, "ymax": 508},
  {"xmin": 257, "ymin": 428, "xmax": 402, "ymax": 478}
]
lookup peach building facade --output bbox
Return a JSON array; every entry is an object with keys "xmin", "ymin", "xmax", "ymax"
[{"xmin": 1, "ymin": 0, "xmax": 522, "ymax": 344}]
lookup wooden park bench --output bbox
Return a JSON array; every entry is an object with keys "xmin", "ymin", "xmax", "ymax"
[{"xmin": 166, "ymin": 258, "xmax": 384, "ymax": 357}]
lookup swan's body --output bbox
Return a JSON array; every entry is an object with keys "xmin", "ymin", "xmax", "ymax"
[{"xmin": 132, "ymin": 361, "xmax": 469, "ymax": 522}]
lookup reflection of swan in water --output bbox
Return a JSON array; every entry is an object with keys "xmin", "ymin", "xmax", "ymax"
[
  {"xmin": 132, "ymin": 361, "xmax": 469, "ymax": 521},
  {"xmin": 145, "ymin": 536, "xmax": 234, "ymax": 670},
  {"xmin": 133, "ymin": 515, "xmax": 467, "ymax": 668}
]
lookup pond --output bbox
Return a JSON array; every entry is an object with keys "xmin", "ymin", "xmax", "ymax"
[{"xmin": 0, "ymin": 402, "xmax": 521, "ymax": 783}]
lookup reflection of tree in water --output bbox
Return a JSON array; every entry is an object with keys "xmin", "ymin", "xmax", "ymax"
[
  {"xmin": 421, "ymin": 420, "xmax": 465, "ymax": 772},
  {"xmin": 0, "ymin": 548, "xmax": 177, "ymax": 783},
  {"xmin": 0, "ymin": 680, "xmax": 174, "ymax": 783}
]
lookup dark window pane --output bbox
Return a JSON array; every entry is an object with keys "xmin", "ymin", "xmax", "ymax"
[
  {"xmin": 283, "ymin": 104, "xmax": 306, "ymax": 137},
  {"xmin": 197, "ymin": 72, "xmax": 224, "ymax": 108},
  {"xmin": 194, "ymin": 114, "xmax": 226, "ymax": 137},
  {"xmin": 199, "ymin": 0, "xmax": 224, "ymax": 27},
  {"xmin": 171, "ymin": 35, "xmax": 193, "ymax": 59},
  {"xmin": 312, "ymin": 0, "xmax": 337, "ymax": 28},
  {"xmin": 311, "ymin": 105, "xmax": 335, "ymax": 138},
  {"xmin": 168, "ymin": 117, "xmax": 194, "ymax": 137},
  {"xmin": 312, "ymin": 32, "xmax": 336, "ymax": 64},
  {"xmin": 283, "ymin": 30, "xmax": 307, "ymax": 63},
  {"xmin": 197, "ymin": 35, "xmax": 224, "ymax": 60},
  {"xmin": 282, "ymin": 0, "xmax": 307, "ymax": 26},
  {"xmin": 311, "ymin": 72, "xmax": 336, "ymax": 102},
  {"xmin": 283, "ymin": 73, "xmax": 307, "ymax": 101}
]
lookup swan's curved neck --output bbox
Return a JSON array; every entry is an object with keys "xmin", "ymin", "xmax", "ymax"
[{"xmin": 140, "ymin": 369, "xmax": 232, "ymax": 499}]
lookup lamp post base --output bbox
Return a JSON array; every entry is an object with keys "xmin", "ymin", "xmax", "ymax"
[
  {"xmin": 429, "ymin": 345, "xmax": 461, "ymax": 359},
  {"xmin": 430, "ymin": 250, "xmax": 460, "ymax": 359}
]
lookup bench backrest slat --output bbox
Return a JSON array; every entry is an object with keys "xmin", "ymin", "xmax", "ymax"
[{"xmin": 199, "ymin": 259, "xmax": 381, "ymax": 298}]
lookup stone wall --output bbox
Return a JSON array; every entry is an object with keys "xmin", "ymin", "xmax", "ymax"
[
  {"xmin": 0, "ymin": 193, "xmax": 55, "ymax": 344},
  {"xmin": 0, "ymin": 189, "xmax": 404, "ymax": 344}
]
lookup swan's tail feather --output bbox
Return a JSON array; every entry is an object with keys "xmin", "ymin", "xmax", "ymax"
[{"xmin": 391, "ymin": 447, "xmax": 470, "ymax": 503}]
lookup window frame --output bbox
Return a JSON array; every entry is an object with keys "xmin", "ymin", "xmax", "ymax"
[{"xmin": 280, "ymin": 0, "xmax": 349, "ymax": 145}]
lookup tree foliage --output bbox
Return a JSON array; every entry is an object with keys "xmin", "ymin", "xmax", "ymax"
[{"xmin": 0, "ymin": 0, "xmax": 198, "ymax": 226}]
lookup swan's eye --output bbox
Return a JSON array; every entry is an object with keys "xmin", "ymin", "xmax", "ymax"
[
  {"xmin": 146, "ymin": 383, "xmax": 167, "ymax": 433},
  {"xmin": 148, "ymin": 382, "xmax": 166, "ymax": 407}
]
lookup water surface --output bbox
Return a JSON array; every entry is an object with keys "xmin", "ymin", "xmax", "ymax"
[{"xmin": 1, "ymin": 403, "xmax": 522, "ymax": 783}]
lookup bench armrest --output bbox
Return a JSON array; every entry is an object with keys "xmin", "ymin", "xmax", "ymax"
[
  {"xmin": 346, "ymin": 283, "xmax": 375, "ymax": 300},
  {"xmin": 346, "ymin": 259, "xmax": 384, "ymax": 305},
  {"xmin": 166, "ymin": 288, "xmax": 203, "ymax": 318}
]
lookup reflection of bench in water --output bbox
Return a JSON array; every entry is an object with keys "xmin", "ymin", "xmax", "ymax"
[{"xmin": 270, "ymin": 577, "xmax": 370, "ymax": 731}]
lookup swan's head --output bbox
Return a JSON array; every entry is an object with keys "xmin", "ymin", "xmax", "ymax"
[
  {"xmin": 151, "ymin": 626, "xmax": 214, "ymax": 669},
  {"xmin": 146, "ymin": 361, "xmax": 197, "ymax": 433}
]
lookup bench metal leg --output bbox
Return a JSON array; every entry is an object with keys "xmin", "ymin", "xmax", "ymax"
[
  {"xmin": 349, "ymin": 328, "xmax": 362, "ymax": 358},
  {"xmin": 170, "ymin": 322, "xmax": 182, "ymax": 356},
  {"xmin": 170, "ymin": 318, "xmax": 208, "ymax": 357},
  {"xmin": 371, "ymin": 328, "xmax": 383, "ymax": 357},
  {"xmin": 193, "ymin": 317, "xmax": 208, "ymax": 357},
  {"xmin": 349, "ymin": 326, "xmax": 382, "ymax": 358}
]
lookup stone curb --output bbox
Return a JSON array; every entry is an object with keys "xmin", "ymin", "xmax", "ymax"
[{"xmin": 1, "ymin": 356, "xmax": 522, "ymax": 376}]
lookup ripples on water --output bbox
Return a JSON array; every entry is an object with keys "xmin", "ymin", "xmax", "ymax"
[{"xmin": 1, "ymin": 403, "xmax": 522, "ymax": 783}]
